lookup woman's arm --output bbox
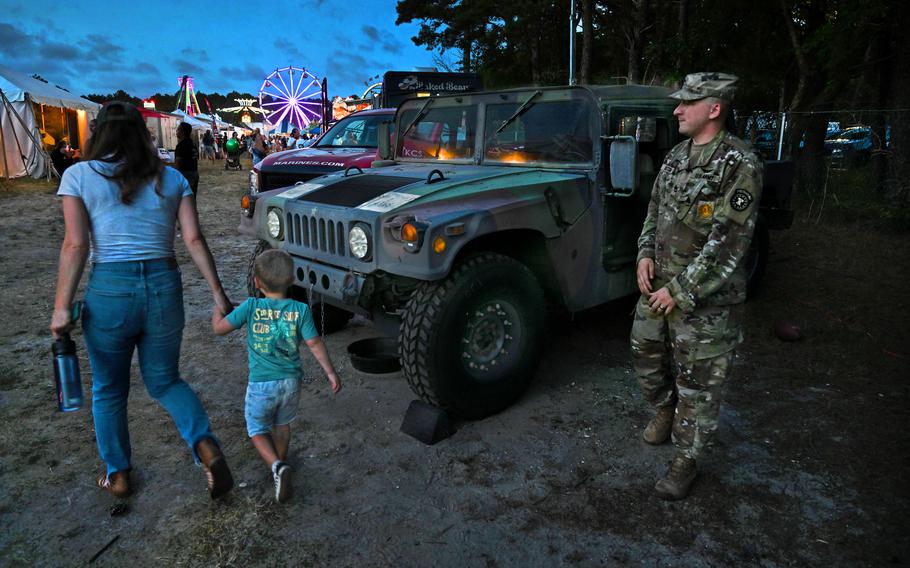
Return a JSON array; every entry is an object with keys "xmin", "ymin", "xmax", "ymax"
[
  {"xmin": 50, "ymin": 196, "xmax": 90, "ymax": 338},
  {"xmin": 177, "ymin": 195, "xmax": 233, "ymax": 315}
]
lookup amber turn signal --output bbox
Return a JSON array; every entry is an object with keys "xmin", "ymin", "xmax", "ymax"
[
  {"xmin": 401, "ymin": 223, "xmax": 419, "ymax": 243},
  {"xmin": 432, "ymin": 236, "xmax": 446, "ymax": 253},
  {"xmin": 240, "ymin": 194, "xmax": 251, "ymax": 210}
]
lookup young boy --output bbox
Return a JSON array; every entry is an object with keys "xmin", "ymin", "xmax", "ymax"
[{"xmin": 213, "ymin": 249, "xmax": 341, "ymax": 502}]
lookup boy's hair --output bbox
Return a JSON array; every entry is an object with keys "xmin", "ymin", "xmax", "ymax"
[{"xmin": 254, "ymin": 250, "xmax": 295, "ymax": 293}]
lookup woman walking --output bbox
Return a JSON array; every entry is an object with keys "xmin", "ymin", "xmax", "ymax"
[{"xmin": 50, "ymin": 101, "xmax": 234, "ymax": 499}]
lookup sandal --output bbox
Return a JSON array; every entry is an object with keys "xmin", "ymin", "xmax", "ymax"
[
  {"xmin": 96, "ymin": 470, "xmax": 131, "ymax": 498},
  {"xmin": 195, "ymin": 438, "xmax": 234, "ymax": 499}
]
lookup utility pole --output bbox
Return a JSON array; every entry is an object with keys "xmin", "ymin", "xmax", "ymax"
[{"xmin": 569, "ymin": 0, "xmax": 576, "ymax": 85}]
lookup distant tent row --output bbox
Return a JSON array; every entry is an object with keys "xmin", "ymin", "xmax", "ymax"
[{"xmin": 0, "ymin": 64, "xmax": 100, "ymax": 179}]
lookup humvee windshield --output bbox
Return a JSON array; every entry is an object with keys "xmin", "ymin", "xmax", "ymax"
[{"xmin": 396, "ymin": 91, "xmax": 596, "ymax": 166}]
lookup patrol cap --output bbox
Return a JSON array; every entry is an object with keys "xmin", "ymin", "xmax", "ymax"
[{"xmin": 669, "ymin": 72, "xmax": 738, "ymax": 101}]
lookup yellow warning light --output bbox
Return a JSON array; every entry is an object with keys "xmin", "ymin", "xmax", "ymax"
[
  {"xmin": 432, "ymin": 236, "xmax": 446, "ymax": 253},
  {"xmin": 401, "ymin": 223, "xmax": 419, "ymax": 243}
]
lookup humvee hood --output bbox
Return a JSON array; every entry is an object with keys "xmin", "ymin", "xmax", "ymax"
[{"xmin": 287, "ymin": 165, "xmax": 588, "ymax": 213}]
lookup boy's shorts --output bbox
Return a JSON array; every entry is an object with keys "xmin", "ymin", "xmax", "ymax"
[{"xmin": 244, "ymin": 378, "xmax": 301, "ymax": 437}]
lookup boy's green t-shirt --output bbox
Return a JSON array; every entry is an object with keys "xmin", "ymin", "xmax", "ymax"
[{"xmin": 226, "ymin": 297, "xmax": 320, "ymax": 382}]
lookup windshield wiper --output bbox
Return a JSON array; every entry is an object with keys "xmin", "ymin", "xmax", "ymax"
[
  {"xmin": 495, "ymin": 90, "xmax": 542, "ymax": 134},
  {"xmin": 400, "ymin": 97, "xmax": 436, "ymax": 139}
]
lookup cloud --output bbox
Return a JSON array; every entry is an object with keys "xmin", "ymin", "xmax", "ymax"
[
  {"xmin": 0, "ymin": 22, "xmax": 36, "ymax": 55},
  {"xmin": 73, "ymin": 35, "xmax": 126, "ymax": 63},
  {"xmin": 180, "ymin": 47, "xmax": 210, "ymax": 62},
  {"xmin": 39, "ymin": 42, "xmax": 81, "ymax": 61},
  {"xmin": 174, "ymin": 58, "xmax": 205, "ymax": 76},
  {"xmin": 361, "ymin": 25, "xmax": 404, "ymax": 55},
  {"xmin": 218, "ymin": 63, "xmax": 268, "ymax": 83},
  {"xmin": 324, "ymin": 50, "xmax": 393, "ymax": 95}
]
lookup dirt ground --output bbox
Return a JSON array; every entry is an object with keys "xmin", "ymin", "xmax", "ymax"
[{"xmin": 0, "ymin": 159, "xmax": 907, "ymax": 567}]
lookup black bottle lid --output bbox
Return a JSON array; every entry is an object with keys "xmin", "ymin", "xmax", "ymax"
[{"xmin": 53, "ymin": 334, "xmax": 75, "ymax": 355}]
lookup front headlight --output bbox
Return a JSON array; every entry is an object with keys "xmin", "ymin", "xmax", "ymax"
[
  {"xmin": 249, "ymin": 170, "xmax": 259, "ymax": 194},
  {"xmin": 349, "ymin": 225, "xmax": 370, "ymax": 259},
  {"xmin": 267, "ymin": 209, "xmax": 283, "ymax": 239}
]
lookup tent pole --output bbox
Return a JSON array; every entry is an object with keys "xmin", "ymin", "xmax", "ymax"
[{"xmin": 0, "ymin": 90, "xmax": 10, "ymax": 180}]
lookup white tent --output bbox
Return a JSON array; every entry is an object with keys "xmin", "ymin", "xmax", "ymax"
[{"xmin": 0, "ymin": 64, "xmax": 100, "ymax": 179}]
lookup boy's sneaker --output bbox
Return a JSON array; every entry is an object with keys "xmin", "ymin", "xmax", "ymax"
[{"xmin": 274, "ymin": 462, "xmax": 292, "ymax": 503}]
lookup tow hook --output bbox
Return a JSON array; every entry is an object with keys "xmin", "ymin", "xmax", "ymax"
[{"xmin": 342, "ymin": 273, "xmax": 359, "ymax": 304}]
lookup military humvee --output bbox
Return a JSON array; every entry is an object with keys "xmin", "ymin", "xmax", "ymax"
[{"xmin": 238, "ymin": 85, "xmax": 792, "ymax": 419}]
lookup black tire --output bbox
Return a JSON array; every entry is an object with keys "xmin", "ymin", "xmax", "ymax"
[
  {"xmin": 400, "ymin": 252, "xmax": 546, "ymax": 420},
  {"xmin": 246, "ymin": 240, "xmax": 353, "ymax": 335},
  {"xmin": 744, "ymin": 220, "xmax": 769, "ymax": 298}
]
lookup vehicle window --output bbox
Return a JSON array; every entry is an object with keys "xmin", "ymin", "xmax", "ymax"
[
  {"xmin": 398, "ymin": 106, "xmax": 477, "ymax": 161},
  {"xmin": 484, "ymin": 100, "xmax": 593, "ymax": 164},
  {"xmin": 317, "ymin": 114, "xmax": 387, "ymax": 148}
]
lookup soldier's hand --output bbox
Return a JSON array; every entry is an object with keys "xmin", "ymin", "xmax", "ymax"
[
  {"xmin": 637, "ymin": 258, "xmax": 655, "ymax": 295},
  {"xmin": 648, "ymin": 287, "xmax": 676, "ymax": 316}
]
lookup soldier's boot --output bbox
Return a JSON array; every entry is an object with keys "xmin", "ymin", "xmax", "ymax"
[
  {"xmin": 642, "ymin": 405, "xmax": 675, "ymax": 445},
  {"xmin": 654, "ymin": 454, "xmax": 697, "ymax": 500}
]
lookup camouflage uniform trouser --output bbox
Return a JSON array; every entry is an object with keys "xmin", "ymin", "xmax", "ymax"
[{"xmin": 629, "ymin": 295, "xmax": 743, "ymax": 460}]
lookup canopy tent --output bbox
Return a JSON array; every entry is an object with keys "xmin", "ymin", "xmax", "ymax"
[
  {"xmin": 0, "ymin": 64, "xmax": 100, "ymax": 179},
  {"xmin": 139, "ymin": 107, "xmax": 180, "ymax": 150}
]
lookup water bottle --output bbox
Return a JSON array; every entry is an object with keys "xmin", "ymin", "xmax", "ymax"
[{"xmin": 53, "ymin": 334, "xmax": 83, "ymax": 412}]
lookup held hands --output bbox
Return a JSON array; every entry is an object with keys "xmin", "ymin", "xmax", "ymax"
[
  {"xmin": 214, "ymin": 290, "xmax": 235, "ymax": 316},
  {"xmin": 637, "ymin": 258, "xmax": 655, "ymax": 295},
  {"xmin": 648, "ymin": 286, "xmax": 676, "ymax": 316}
]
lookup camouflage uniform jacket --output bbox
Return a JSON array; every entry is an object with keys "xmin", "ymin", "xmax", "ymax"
[{"xmin": 637, "ymin": 130, "xmax": 763, "ymax": 313}]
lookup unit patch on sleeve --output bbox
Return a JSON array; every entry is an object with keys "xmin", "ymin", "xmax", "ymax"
[{"xmin": 730, "ymin": 189, "xmax": 754, "ymax": 211}]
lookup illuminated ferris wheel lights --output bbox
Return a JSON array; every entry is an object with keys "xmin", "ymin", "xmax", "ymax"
[{"xmin": 259, "ymin": 65, "xmax": 322, "ymax": 129}]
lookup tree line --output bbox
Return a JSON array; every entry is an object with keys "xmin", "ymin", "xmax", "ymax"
[
  {"xmin": 397, "ymin": 0, "xmax": 908, "ymax": 206},
  {"xmin": 82, "ymin": 90, "xmax": 258, "ymax": 125}
]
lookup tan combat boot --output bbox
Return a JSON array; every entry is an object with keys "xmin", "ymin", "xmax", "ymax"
[
  {"xmin": 195, "ymin": 438, "xmax": 234, "ymax": 499},
  {"xmin": 654, "ymin": 454, "xmax": 697, "ymax": 500},
  {"xmin": 642, "ymin": 405, "xmax": 675, "ymax": 445}
]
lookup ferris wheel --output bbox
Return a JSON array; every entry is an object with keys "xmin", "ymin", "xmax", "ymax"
[{"xmin": 258, "ymin": 66, "xmax": 323, "ymax": 130}]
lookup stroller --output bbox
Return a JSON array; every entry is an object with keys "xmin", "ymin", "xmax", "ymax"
[{"xmin": 224, "ymin": 138, "xmax": 243, "ymax": 170}]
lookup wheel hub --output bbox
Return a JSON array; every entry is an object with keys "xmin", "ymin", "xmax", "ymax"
[{"xmin": 462, "ymin": 300, "xmax": 520, "ymax": 379}]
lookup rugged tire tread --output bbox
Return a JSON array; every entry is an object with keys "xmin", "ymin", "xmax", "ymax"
[{"xmin": 399, "ymin": 252, "xmax": 545, "ymax": 417}]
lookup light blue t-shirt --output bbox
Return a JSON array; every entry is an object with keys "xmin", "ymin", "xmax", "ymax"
[
  {"xmin": 226, "ymin": 297, "xmax": 320, "ymax": 383},
  {"xmin": 57, "ymin": 161, "xmax": 193, "ymax": 263}
]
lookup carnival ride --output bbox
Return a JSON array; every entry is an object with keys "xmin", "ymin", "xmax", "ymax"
[
  {"xmin": 218, "ymin": 98, "xmax": 269, "ymax": 124},
  {"xmin": 259, "ymin": 66, "xmax": 323, "ymax": 132},
  {"xmin": 175, "ymin": 75, "xmax": 201, "ymax": 116}
]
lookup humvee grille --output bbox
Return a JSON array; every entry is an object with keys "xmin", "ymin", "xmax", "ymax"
[{"xmin": 286, "ymin": 211, "xmax": 347, "ymax": 257}]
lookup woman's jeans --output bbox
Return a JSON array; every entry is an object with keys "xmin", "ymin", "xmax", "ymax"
[{"xmin": 82, "ymin": 258, "xmax": 215, "ymax": 476}]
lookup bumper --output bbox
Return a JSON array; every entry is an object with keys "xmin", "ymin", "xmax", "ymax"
[{"xmin": 290, "ymin": 257, "xmax": 368, "ymax": 313}]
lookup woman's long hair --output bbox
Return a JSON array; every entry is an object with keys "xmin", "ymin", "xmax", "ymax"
[{"xmin": 83, "ymin": 101, "xmax": 163, "ymax": 204}]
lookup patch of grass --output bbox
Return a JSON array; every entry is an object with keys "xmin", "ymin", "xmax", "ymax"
[
  {"xmin": 803, "ymin": 164, "xmax": 910, "ymax": 233},
  {"xmin": 160, "ymin": 493, "xmax": 326, "ymax": 567},
  {"xmin": 0, "ymin": 176, "xmax": 57, "ymax": 196},
  {"xmin": 0, "ymin": 366, "xmax": 21, "ymax": 391}
]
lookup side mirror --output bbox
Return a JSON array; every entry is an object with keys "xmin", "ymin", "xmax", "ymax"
[
  {"xmin": 378, "ymin": 121, "xmax": 392, "ymax": 160},
  {"xmin": 605, "ymin": 135, "xmax": 638, "ymax": 196}
]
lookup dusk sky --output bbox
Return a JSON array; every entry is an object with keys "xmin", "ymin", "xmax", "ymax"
[{"xmin": 0, "ymin": 0, "xmax": 439, "ymax": 101}]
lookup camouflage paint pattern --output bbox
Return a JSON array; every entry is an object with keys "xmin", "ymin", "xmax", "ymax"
[
  {"xmin": 632, "ymin": 128, "xmax": 761, "ymax": 459},
  {"xmin": 630, "ymin": 296, "xmax": 741, "ymax": 459},
  {"xmin": 637, "ymin": 130, "xmax": 763, "ymax": 312}
]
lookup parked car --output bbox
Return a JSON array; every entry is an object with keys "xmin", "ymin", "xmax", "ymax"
[{"xmin": 825, "ymin": 126, "xmax": 891, "ymax": 164}]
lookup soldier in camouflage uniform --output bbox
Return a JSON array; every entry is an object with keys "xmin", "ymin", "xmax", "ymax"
[{"xmin": 630, "ymin": 72, "xmax": 763, "ymax": 500}]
